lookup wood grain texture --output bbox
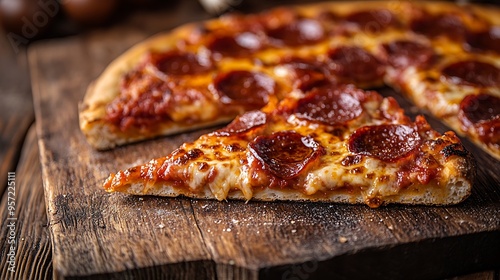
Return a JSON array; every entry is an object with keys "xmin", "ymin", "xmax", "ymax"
[
  {"xmin": 0, "ymin": 39, "xmax": 35, "ymax": 196},
  {"xmin": 28, "ymin": 4, "xmax": 500, "ymax": 280},
  {"xmin": 0, "ymin": 126, "xmax": 52, "ymax": 280}
]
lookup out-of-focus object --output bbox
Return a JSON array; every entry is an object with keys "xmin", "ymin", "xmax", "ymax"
[
  {"xmin": 127, "ymin": 0, "xmax": 160, "ymax": 8},
  {"xmin": 60, "ymin": 0, "xmax": 118, "ymax": 26},
  {"xmin": 199, "ymin": 0, "xmax": 242, "ymax": 15},
  {"xmin": 0, "ymin": 0, "xmax": 56, "ymax": 35}
]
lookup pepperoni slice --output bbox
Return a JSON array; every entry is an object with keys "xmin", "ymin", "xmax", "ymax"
[
  {"xmin": 249, "ymin": 131, "xmax": 323, "ymax": 179},
  {"xmin": 212, "ymin": 70, "xmax": 275, "ymax": 110},
  {"xmin": 294, "ymin": 86, "xmax": 364, "ymax": 125},
  {"xmin": 208, "ymin": 32, "xmax": 262, "ymax": 58},
  {"xmin": 267, "ymin": 19, "xmax": 325, "ymax": 46},
  {"xmin": 328, "ymin": 46, "xmax": 385, "ymax": 83},
  {"xmin": 214, "ymin": 110, "xmax": 267, "ymax": 136},
  {"xmin": 317, "ymin": 11, "xmax": 340, "ymax": 22},
  {"xmin": 348, "ymin": 124, "xmax": 422, "ymax": 162},
  {"xmin": 345, "ymin": 9, "xmax": 399, "ymax": 32},
  {"xmin": 107, "ymin": 73, "xmax": 173, "ymax": 130},
  {"xmin": 411, "ymin": 13, "xmax": 465, "ymax": 40},
  {"xmin": 465, "ymin": 26, "xmax": 500, "ymax": 53},
  {"xmin": 441, "ymin": 61, "xmax": 500, "ymax": 87},
  {"xmin": 459, "ymin": 93, "xmax": 500, "ymax": 144},
  {"xmin": 381, "ymin": 40, "xmax": 434, "ymax": 69},
  {"xmin": 277, "ymin": 57, "xmax": 332, "ymax": 92},
  {"xmin": 149, "ymin": 51, "xmax": 212, "ymax": 76}
]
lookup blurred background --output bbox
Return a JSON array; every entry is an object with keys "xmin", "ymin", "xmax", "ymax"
[{"xmin": 0, "ymin": 0, "xmax": 498, "ymax": 52}]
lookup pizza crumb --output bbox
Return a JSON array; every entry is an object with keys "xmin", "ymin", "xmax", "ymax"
[{"xmin": 339, "ymin": 236, "xmax": 348, "ymax": 243}]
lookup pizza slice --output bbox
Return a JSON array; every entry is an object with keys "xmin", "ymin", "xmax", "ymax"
[
  {"xmin": 79, "ymin": 33, "xmax": 284, "ymax": 150},
  {"xmin": 104, "ymin": 85, "xmax": 475, "ymax": 208},
  {"xmin": 386, "ymin": 52, "xmax": 500, "ymax": 160},
  {"xmin": 377, "ymin": 3, "xmax": 500, "ymax": 160}
]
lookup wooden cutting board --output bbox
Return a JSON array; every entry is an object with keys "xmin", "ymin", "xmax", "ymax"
[{"xmin": 29, "ymin": 8, "xmax": 499, "ymax": 280}]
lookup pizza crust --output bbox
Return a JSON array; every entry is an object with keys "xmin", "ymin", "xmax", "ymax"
[
  {"xmin": 113, "ymin": 170, "xmax": 473, "ymax": 207},
  {"xmin": 107, "ymin": 142, "xmax": 475, "ymax": 207}
]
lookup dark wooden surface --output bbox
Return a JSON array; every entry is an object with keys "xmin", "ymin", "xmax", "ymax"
[
  {"xmin": 0, "ymin": 126, "xmax": 53, "ymax": 280},
  {"xmin": 0, "ymin": 36, "xmax": 34, "ymax": 197},
  {"xmin": 0, "ymin": 1, "xmax": 499, "ymax": 279},
  {"xmin": 0, "ymin": 33, "xmax": 52, "ymax": 278}
]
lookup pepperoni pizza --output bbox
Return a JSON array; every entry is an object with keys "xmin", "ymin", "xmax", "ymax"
[
  {"xmin": 80, "ymin": 1, "xmax": 500, "ymax": 206},
  {"xmin": 104, "ymin": 85, "xmax": 475, "ymax": 207}
]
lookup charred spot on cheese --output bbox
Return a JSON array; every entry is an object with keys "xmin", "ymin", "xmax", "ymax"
[
  {"xmin": 348, "ymin": 124, "xmax": 421, "ymax": 162},
  {"xmin": 225, "ymin": 143, "xmax": 245, "ymax": 152},
  {"xmin": 293, "ymin": 86, "xmax": 364, "ymax": 126},
  {"xmin": 173, "ymin": 148, "xmax": 204, "ymax": 165},
  {"xmin": 327, "ymin": 46, "xmax": 385, "ymax": 83},
  {"xmin": 267, "ymin": 19, "xmax": 325, "ymax": 46},
  {"xmin": 441, "ymin": 60, "xmax": 500, "ymax": 87},
  {"xmin": 341, "ymin": 155, "xmax": 363, "ymax": 166},
  {"xmin": 198, "ymin": 162, "xmax": 209, "ymax": 171},
  {"xmin": 148, "ymin": 51, "xmax": 212, "ymax": 76},
  {"xmin": 212, "ymin": 70, "xmax": 275, "ymax": 110},
  {"xmin": 248, "ymin": 131, "xmax": 324, "ymax": 179},
  {"xmin": 214, "ymin": 110, "xmax": 267, "ymax": 136},
  {"xmin": 349, "ymin": 167, "xmax": 364, "ymax": 174},
  {"xmin": 441, "ymin": 143, "xmax": 469, "ymax": 159}
]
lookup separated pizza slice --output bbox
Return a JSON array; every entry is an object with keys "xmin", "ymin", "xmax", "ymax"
[
  {"xmin": 79, "ymin": 38, "xmax": 284, "ymax": 150},
  {"xmin": 104, "ymin": 85, "xmax": 475, "ymax": 208}
]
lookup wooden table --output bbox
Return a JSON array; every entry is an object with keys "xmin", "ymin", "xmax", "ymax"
[{"xmin": 0, "ymin": 1, "xmax": 499, "ymax": 279}]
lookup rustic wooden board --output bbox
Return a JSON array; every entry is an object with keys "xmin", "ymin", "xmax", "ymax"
[
  {"xmin": 0, "ymin": 126, "xmax": 52, "ymax": 280},
  {"xmin": 0, "ymin": 36, "xmax": 34, "ymax": 196},
  {"xmin": 29, "ymin": 7, "xmax": 499, "ymax": 280}
]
